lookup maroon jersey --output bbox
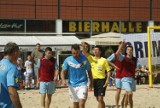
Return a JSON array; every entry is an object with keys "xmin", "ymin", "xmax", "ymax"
[
  {"xmin": 121, "ymin": 56, "xmax": 137, "ymax": 79},
  {"xmin": 39, "ymin": 57, "xmax": 55, "ymax": 82},
  {"xmin": 114, "ymin": 54, "xmax": 123, "ymax": 79}
]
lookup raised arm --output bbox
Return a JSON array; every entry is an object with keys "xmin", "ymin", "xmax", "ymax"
[
  {"xmin": 115, "ymin": 40, "xmax": 125, "ymax": 58},
  {"xmin": 81, "ymin": 41, "xmax": 90, "ymax": 57}
]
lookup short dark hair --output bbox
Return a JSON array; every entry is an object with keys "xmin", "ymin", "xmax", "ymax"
[
  {"xmin": 36, "ymin": 43, "xmax": 40, "ymax": 46},
  {"xmin": 119, "ymin": 41, "xmax": 122, "ymax": 45},
  {"xmin": 71, "ymin": 44, "xmax": 80, "ymax": 50},
  {"xmin": 45, "ymin": 47, "xmax": 52, "ymax": 52},
  {"xmin": 81, "ymin": 41, "xmax": 90, "ymax": 47},
  {"xmin": 27, "ymin": 54, "xmax": 31, "ymax": 57},
  {"xmin": 125, "ymin": 45, "xmax": 133, "ymax": 55},
  {"xmin": 4, "ymin": 42, "xmax": 19, "ymax": 56},
  {"xmin": 126, "ymin": 45, "xmax": 133, "ymax": 50},
  {"xmin": 94, "ymin": 45, "xmax": 102, "ymax": 52}
]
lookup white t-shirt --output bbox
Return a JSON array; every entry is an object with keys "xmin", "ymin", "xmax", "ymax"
[{"xmin": 25, "ymin": 60, "xmax": 33, "ymax": 74}]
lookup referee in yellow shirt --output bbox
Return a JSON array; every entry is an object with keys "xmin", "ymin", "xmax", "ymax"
[{"xmin": 82, "ymin": 43, "xmax": 111, "ymax": 108}]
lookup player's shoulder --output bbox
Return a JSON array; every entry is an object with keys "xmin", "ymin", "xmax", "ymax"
[
  {"xmin": 25, "ymin": 60, "xmax": 29, "ymax": 63},
  {"xmin": 100, "ymin": 57, "xmax": 107, "ymax": 61},
  {"xmin": 31, "ymin": 49, "xmax": 36, "ymax": 53},
  {"xmin": 4, "ymin": 62, "xmax": 18, "ymax": 73},
  {"xmin": 10, "ymin": 63, "xmax": 18, "ymax": 70},
  {"xmin": 66, "ymin": 55, "xmax": 72, "ymax": 59},
  {"xmin": 65, "ymin": 55, "xmax": 73, "ymax": 61},
  {"xmin": 1, "ymin": 59, "xmax": 12, "ymax": 67},
  {"xmin": 80, "ymin": 54, "xmax": 88, "ymax": 60}
]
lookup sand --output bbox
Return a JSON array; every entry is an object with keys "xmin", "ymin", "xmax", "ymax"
[{"xmin": 18, "ymin": 84, "xmax": 160, "ymax": 108}]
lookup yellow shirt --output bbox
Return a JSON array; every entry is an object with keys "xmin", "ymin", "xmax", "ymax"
[{"xmin": 87, "ymin": 55, "xmax": 111, "ymax": 79}]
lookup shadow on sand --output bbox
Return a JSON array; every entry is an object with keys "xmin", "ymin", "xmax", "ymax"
[{"xmin": 105, "ymin": 105, "xmax": 121, "ymax": 108}]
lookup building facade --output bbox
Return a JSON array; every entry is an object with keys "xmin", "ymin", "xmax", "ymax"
[
  {"xmin": 0, "ymin": 0, "xmax": 160, "ymax": 20},
  {"xmin": 0, "ymin": 0, "xmax": 160, "ymax": 38}
]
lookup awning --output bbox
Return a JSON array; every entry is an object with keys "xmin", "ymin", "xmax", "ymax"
[
  {"xmin": 0, "ymin": 36, "xmax": 81, "ymax": 51},
  {"xmin": 81, "ymin": 38, "xmax": 122, "ymax": 45},
  {"xmin": 81, "ymin": 32, "xmax": 122, "ymax": 46}
]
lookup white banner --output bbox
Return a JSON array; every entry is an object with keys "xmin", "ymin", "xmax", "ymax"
[{"xmin": 121, "ymin": 33, "xmax": 160, "ymax": 66}]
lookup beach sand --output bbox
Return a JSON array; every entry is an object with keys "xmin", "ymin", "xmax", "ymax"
[{"xmin": 19, "ymin": 84, "xmax": 160, "ymax": 108}]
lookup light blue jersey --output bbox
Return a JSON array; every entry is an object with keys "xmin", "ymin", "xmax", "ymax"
[
  {"xmin": 107, "ymin": 53, "xmax": 124, "ymax": 62},
  {"xmin": 0, "ymin": 58, "xmax": 19, "ymax": 108},
  {"xmin": 62, "ymin": 55, "xmax": 90, "ymax": 87},
  {"xmin": 107, "ymin": 53, "xmax": 115, "ymax": 62}
]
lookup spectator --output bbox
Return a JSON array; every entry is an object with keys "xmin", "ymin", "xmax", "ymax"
[
  {"xmin": 24, "ymin": 55, "xmax": 34, "ymax": 90},
  {"xmin": 109, "ymin": 70, "xmax": 115, "ymax": 87},
  {"xmin": 31, "ymin": 43, "xmax": 44, "ymax": 89},
  {"xmin": 17, "ymin": 57, "xmax": 25, "ymax": 89}
]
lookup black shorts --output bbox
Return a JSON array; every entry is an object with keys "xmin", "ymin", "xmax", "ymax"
[{"xmin": 93, "ymin": 79, "xmax": 106, "ymax": 97}]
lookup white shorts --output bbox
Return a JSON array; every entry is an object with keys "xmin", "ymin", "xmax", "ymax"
[{"xmin": 68, "ymin": 85, "xmax": 88, "ymax": 102}]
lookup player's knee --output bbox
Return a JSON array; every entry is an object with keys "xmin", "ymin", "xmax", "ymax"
[
  {"xmin": 73, "ymin": 102, "xmax": 79, "ymax": 107},
  {"xmin": 127, "ymin": 92, "xmax": 133, "ymax": 99},
  {"xmin": 116, "ymin": 89, "xmax": 121, "ymax": 94},
  {"xmin": 128, "ymin": 92, "xmax": 132, "ymax": 95},
  {"xmin": 97, "ymin": 97, "xmax": 104, "ymax": 102},
  {"xmin": 79, "ymin": 101, "xmax": 85, "ymax": 107}
]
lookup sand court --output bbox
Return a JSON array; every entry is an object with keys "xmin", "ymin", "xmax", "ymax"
[{"xmin": 18, "ymin": 84, "xmax": 160, "ymax": 108}]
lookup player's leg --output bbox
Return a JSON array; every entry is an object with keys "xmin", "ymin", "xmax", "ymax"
[
  {"xmin": 77, "ymin": 85, "xmax": 88, "ymax": 108},
  {"xmin": 123, "ymin": 92, "xmax": 128, "ymax": 108},
  {"xmin": 94, "ymin": 79, "xmax": 106, "ymax": 108},
  {"xmin": 41, "ymin": 94, "xmax": 46, "ymax": 108},
  {"xmin": 40, "ymin": 82, "xmax": 47, "ymax": 107},
  {"xmin": 79, "ymin": 99, "xmax": 86, "ymax": 108},
  {"xmin": 122, "ymin": 77, "xmax": 134, "ymax": 108},
  {"xmin": 128, "ymin": 91, "xmax": 133, "ymax": 108},
  {"xmin": 68, "ymin": 85, "xmax": 79, "ymax": 108},
  {"xmin": 46, "ymin": 82, "xmax": 55, "ymax": 108},
  {"xmin": 128, "ymin": 79, "xmax": 136, "ymax": 108},
  {"xmin": 73, "ymin": 102, "xmax": 79, "ymax": 108},
  {"xmin": 97, "ymin": 96, "xmax": 105, "ymax": 108},
  {"xmin": 115, "ymin": 78, "xmax": 122, "ymax": 108},
  {"xmin": 46, "ymin": 94, "xmax": 52, "ymax": 108},
  {"xmin": 115, "ymin": 88, "xmax": 121, "ymax": 108},
  {"xmin": 121, "ymin": 92, "xmax": 129, "ymax": 108},
  {"xmin": 29, "ymin": 73, "xmax": 32, "ymax": 88}
]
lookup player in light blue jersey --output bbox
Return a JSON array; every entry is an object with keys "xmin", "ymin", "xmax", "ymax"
[
  {"xmin": 0, "ymin": 42, "xmax": 22, "ymax": 108},
  {"xmin": 61, "ymin": 44, "xmax": 93, "ymax": 108}
]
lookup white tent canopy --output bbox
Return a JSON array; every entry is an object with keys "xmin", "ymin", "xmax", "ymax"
[
  {"xmin": 81, "ymin": 32, "xmax": 122, "ymax": 45},
  {"xmin": 0, "ymin": 36, "xmax": 81, "ymax": 51},
  {"xmin": 91, "ymin": 32, "xmax": 121, "ymax": 38}
]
